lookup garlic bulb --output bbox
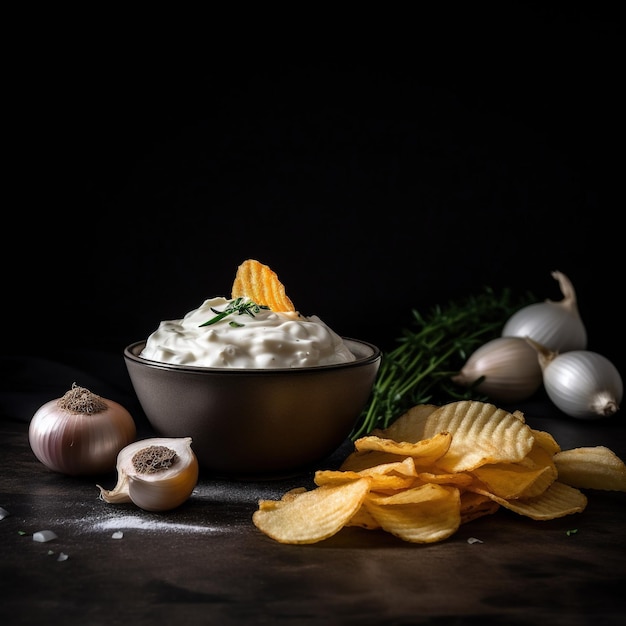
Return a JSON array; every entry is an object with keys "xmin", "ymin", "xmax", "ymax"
[
  {"xmin": 452, "ymin": 337, "xmax": 543, "ymax": 403},
  {"xmin": 527, "ymin": 339, "xmax": 623, "ymax": 419},
  {"xmin": 502, "ymin": 271, "xmax": 587, "ymax": 352},
  {"xmin": 97, "ymin": 437, "xmax": 199, "ymax": 511},
  {"xmin": 29, "ymin": 384, "xmax": 137, "ymax": 475}
]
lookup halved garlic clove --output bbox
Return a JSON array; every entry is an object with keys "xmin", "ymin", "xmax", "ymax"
[
  {"xmin": 97, "ymin": 437, "xmax": 199, "ymax": 511},
  {"xmin": 452, "ymin": 336, "xmax": 543, "ymax": 403}
]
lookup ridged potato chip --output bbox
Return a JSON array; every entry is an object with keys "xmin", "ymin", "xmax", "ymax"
[
  {"xmin": 369, "ymin": 404, "xmax": 439, "ymax": 442},
  {"xmin": 554, "ymin": 446, "xmax": 626, "ymax": 491},
  {"xmin": 459, "ymin": 491, "xmax": 500, "ymax": 524},
  {"xmin": 470, "ymin": 481, "xmax": 588, "ymax": 521},
  {"xmin": 422, "ymin": 400, "xmax": 535, "ymax": 473},
  {"xmin": 353, "ymin": 432, "xmax": 452, "ymax": 466},
  {"xmin": 231, "ymin": 259, "xmax": 295, "ymax": 312},
  {"xmin": 364, "ymin": 484, "xmax": 461, "ymax": 543},
  {"xmin": 252, "ymin": 478, "xmax": 371, "ymax": 544}
]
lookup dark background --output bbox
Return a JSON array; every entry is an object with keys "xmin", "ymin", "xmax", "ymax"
[{"xmin": 4, "ymin": 4, "xmax": 623, "ymax": 385}]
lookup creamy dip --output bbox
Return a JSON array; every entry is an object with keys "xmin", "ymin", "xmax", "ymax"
[{"xmin": 140, "ymin": 297, "xmax": 356, "ymax": 368}]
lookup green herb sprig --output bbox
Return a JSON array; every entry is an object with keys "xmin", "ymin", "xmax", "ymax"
[
  {"xmin": 199, "ymin": 297, "xmax": 270, "ymax": 327},
  {"xmin": 350, "ymin": 287, "xmax": 535, "ymax": 440}
]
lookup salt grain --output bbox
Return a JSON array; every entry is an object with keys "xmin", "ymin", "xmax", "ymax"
[{"xmin": 33, "ymin": 530, "xmax": 58, "ymax": 543}]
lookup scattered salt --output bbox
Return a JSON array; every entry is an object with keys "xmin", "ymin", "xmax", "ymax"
[{"xmin": 88, "ymin": 514, "xmax": 223, "ymax": 534}]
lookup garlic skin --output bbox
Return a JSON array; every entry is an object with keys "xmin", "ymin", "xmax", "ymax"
[
  {"xmin": 29, "ymin": 384, "xmax": 137, "ymax": 475},
  {"xmin": 527, "ymin": 339, "xmax": 623, "ymax": 419},
  {"xmin": 452, "ymin": 337, "xmax": 543, "ymax": 403},
  {"xmin": 97, "ymin": 437, "xmax": 199, "ymax": 512},
  {"xmin": 502, "ymin": 271, "xmax": 587, "ymax": 352}
]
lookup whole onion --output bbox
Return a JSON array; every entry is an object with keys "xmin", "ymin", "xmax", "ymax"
[
  {"xmin": 452, "ymin": 337, "xmax": 543, "ymax": 403},
  {"xmin": 29, "ymin": 384, "xmax": 137, "ymax": 475},
  {"xmin": 502, "ymin": 271, "xmax": 587, "ymax": 352},
  {"xmin": 527, "ymin": 339, "xmax": 623, "ymax": 419}
]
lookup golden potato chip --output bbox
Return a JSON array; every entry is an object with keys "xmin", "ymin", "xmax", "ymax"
[
  {"xmin": 554, "ymin": 446, "xmax": 626, "ymax": 491},
  {"xmin": 314, "ymin": 470, "xmax": 413, "ymax": 492},
  {"xmin": 317, "ymin": 457, "xmax": 418, "ymax": 491},
  {"xmin": 470, "ymin": 461, "xmax": 554, "ymax": 500},
  {"xmin": 417, "ymin": 470, "xmax": 474, "ymax": 488},
  {"xmin": 353, "ymin": 431, "xmax": 452, "ymax": 466},
  {"xmin": 346, "ymin": 505, "xmax": 381, "ymax": 530},
  {"xmin": 530, "ymin": 429, "xmax": 562, "ymax": 456},
  {"xmin": 471, "ymin": 481, "xmax": 587, "ymax": 521},
  {"xmin": 370, "ymin": 404, "xmax": 439, "ymax": 442},
  {"xmin": 252, "ymin": 478, "xmax": 371, "ymax": 544},
  {"xmin": 231, "ymin": 259, "xmax": 295, "ymax": 312},
  {"xmin": 339, "ymin": 449, "xmax": 406, "ymax": 472},
  {"xmin": 364, "ymin": 484, "xmax": 461, "ymax": 543},
  {"xmin": 516, "ymin": 441, "xmax": 559, "ymax": 499},
  {"xmin": 423, "ymin": 401, "xmax": 535, "ymax": 473},
  {"xmin": 460, "ymin": 491, "xmax": 500, "ymax": 524}
]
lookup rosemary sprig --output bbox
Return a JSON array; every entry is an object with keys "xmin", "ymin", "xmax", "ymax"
[
  {"xmin": 350, "ymin": 287, "xmax": 535, "ymax": 440},
  {"xmin": 199, "ymin": 297, "xmax": 269, "ymax": 327}
]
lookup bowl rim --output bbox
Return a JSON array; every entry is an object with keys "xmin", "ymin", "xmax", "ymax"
[{"xmin": 124, "ymin": 337, "xmax": 381, "ymax": 375}]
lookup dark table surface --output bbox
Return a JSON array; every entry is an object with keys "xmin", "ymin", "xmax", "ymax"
[{"xmin": 2, "ymin": 373, "xmax": 625, "ymax": 626}]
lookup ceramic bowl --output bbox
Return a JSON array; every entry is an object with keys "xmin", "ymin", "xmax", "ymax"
[{"xmin": 124, "ymin": 338, "xmax": 381, "ymax": 477}]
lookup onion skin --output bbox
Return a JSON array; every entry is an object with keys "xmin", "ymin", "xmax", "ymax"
[
  {"xmin": 502, "ymin": 271, "xmax": 587, "ymax": 352},
  {"xmin": 29, "ymin": 387, "xmax": 137, "ymax": 476},
  {"xmin": 528, "ymin": 340, "xmax": 623, "ymax": 419},
  {"xmin": 452, "ymin": 337, "xmax": 543, "ymax": 403}
]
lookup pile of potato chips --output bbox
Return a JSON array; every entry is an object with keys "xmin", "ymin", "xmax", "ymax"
[{"xmin": 252, "ymin": 400, "xmax": 626, "ymax": 544}]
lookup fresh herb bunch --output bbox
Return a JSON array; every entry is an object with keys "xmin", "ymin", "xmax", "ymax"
[
  {"xmin": 199, "ymin": 297, "xmax": 269, "ymax": 328},
  {"xmin": 350, "ymin": 287, "xmax": 535, "ymax": 440}
]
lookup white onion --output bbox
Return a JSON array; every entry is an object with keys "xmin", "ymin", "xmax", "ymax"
[
  {"xmin": 529, "ymin": 342, "xmax": 623, "ymax": 419},
  {"xmin": 502, "ymin": 271, "xmax": 587, "ymax": 352},
  {"xmin": 452, "ymin": 337, "xmax": 543, "ymax": 403}
]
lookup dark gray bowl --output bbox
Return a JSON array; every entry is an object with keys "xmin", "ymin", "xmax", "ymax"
[{"xmin": 124, "ymin": 338, "xmax": 381, "ymax": 477}]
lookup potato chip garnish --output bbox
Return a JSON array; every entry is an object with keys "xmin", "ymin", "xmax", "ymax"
[
  {"xmin": 422, "ymin": 401, "xmax": 535, "ymax": 473},
  {"xmin": 364, "ymin": 484, "xmax": 461, "ymax": 543},
  {"xmin": 231, "ymin": 259, "xmax": 295, "ymax": 312},
  {"xmin": 252, "ymin": 478, "xmax": 371, "ymax": 544},
  {"xmin": 554, "ymin": 446, "xmax": 626, "ymax": 491},
  {"xmin": 471, "ymin": 481, "xmax": 587, "ymax": 521}
]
